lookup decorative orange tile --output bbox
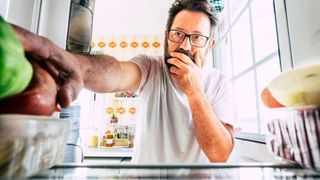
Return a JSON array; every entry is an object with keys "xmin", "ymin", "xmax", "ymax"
[
  {"xmin": 129, "ymin": 107, "xmax": 136, "ymax": 114},
  {"xmin": 106, "ymin": 107, "xmax": 114, "ymax": 114},
  {"xmin": 98, "ymin": 41, "xmax": 106, "ymax": 48},
  {"xmin": 142, "ymin": 41, "xmax": 150, "ymax": 48},
  {"xmin": 120, "ymin": 41, "xmax": 128, "ymax": 48},
  {"xmin": 152, "ymin": 41, "xmax": 160, "ymax": 48},
  {"xmin": 130, "ymin": 41, "xmax": 139, "ymax": 48},
  {"xmin": 108, "ymin": 41, "xmax": 117, "ymax": 48},
  {"xmin": 117, "ymin": 107, "xmax": 126, "ymax": 114}
]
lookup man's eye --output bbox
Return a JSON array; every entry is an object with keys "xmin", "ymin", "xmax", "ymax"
[
  {"xmin": 193, "ymin": 35, "xmax": 202, "ymax": 40},
  {"xmin": 174, "ymin": 32, "xmax": 183, "ymax": 37}
]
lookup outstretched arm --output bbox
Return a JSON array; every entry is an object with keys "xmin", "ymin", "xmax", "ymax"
[{"xmin": 13, "ymin": 24, "xmax": 141, "ymax": 107}]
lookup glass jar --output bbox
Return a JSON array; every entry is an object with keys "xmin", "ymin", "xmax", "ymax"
[
  {"xmin": 117, "ymin": 126, "xmax": 128, "ymax": 139},
  {"xmin": 86, "ymin": 129, "xmax": 98, "ymax": 148},
  {"xmin": 105, "ymin": 132, "xmax": 114, "ymax": 147}
]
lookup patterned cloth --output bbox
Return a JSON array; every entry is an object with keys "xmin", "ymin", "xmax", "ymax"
[{"xmin": 208, "ymin": 0, "xmax": 224, "ymax": 13}]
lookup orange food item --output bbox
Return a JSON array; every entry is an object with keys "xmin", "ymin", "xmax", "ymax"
[{"xmin": 261, "ymin": 87, "xmax": 284, "ymax": 108}]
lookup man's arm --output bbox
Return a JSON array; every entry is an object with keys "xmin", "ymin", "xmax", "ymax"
[
  {"xmin": 187, "ymin": 90, "xmax": 233, "ymax": 162},
  {"xmin": 74, "ymin": 54, "xmax": 141, "ymax": 93},
  {"xmin": 13, "ymin": 24, "xmax": 141, "ymax": 107},
  {"xmin": 167, "ymin": 51, "xmax": 233, "ymax": 162}
]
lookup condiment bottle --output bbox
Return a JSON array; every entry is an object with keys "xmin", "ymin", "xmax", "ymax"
[{"xmin": 106, "ymin": 131, "xmax": 114, "ymax": 147}]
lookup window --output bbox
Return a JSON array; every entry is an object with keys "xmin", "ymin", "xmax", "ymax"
[{"xmin": 215, "ymin": 0, "xmax": 281, "ymax": 135}]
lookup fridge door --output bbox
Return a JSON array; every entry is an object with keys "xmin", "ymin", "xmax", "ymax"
[
  {"xmin": 3, "ymin": 0, "xmax": 71, "ymax": 49},
  {"xmin": 0, "ymin": 0, "xmax": 10, "ymax": 19},
  {"xmin": 38, "ymin": 0, "xmax": 71, "ymax": 49},
  {"xmin": 4, "ymin": 0, "xmax": 41, "ymax": 33},
  {"xmin": 274, "ymin": 0, "xmax": 320, "ymax": 70}
]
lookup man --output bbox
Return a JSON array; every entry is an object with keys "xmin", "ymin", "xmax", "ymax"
[{"xmin": 14, "ymin": 0, "xmax": 234, "ymax": 163}]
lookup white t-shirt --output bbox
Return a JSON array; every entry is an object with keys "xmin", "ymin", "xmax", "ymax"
[{"xmin": 130, "ymin": 54, "xmax": 235, "ymax": 164}]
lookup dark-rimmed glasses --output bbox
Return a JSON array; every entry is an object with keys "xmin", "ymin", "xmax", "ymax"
[{"xmin": 168, "ymin": 29, "xmax": 209, "ymax": 47}]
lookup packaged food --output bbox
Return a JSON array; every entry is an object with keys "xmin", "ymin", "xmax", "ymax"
[{"xmin": 265, "ymin": 106, "xmax": 320, "ymax": 170}]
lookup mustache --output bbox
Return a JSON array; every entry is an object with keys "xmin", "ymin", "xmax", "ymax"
[
  {"xmin": 165, "ymin": 49, "xmax": 195, "ymax": 70},
  {"xmin": 174, "ymin": 49, "xmax": 195, "ymax": 62}
]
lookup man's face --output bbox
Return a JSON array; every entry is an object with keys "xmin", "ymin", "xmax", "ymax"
[{"xmin": 165, "ymin": 10, "xmax": 215, "ymax": 69}]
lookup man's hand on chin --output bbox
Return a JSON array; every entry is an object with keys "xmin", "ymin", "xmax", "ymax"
[{"xmin": 167, "ymin": 51, "xmax": 203, "ymax": 96}]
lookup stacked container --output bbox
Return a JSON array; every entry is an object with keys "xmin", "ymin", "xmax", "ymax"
[{"xmin": 266, "ymin": 106, "xmax": 320, "ymax": 170}]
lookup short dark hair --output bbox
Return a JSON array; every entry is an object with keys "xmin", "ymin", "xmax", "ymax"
[
  {"xmin": 165, "ymin": 0, "xmax": 218, "ymax": 35},
  {"xmin": 163, "ymin": 0, "xmax": 217, "ymax": 65}
]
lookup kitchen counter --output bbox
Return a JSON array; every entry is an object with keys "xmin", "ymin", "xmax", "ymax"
[{"xmin": 29, "ymin": 163, "xmax": 320, "ymax": 179}]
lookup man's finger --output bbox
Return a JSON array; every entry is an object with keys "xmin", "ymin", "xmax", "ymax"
[
  {"xmin": 42, "ymin": 61, "xmax": 60, "ymax": 79},
  {"xmin": 57, "ymin": 86, "xmax": 73, "ymax": 108},
  {"xmin": 194, "ymin": 51, "xmax": 201, "ymax": 67},
  {"xmin": 57, "ymin": 79, "xmax": 83, "ymax": 108},
  {"xmin": 170, "ymin": 74, "xmax": 178, "ymax": 83},
  {"xmin": 167, "ymin": 58, "xmax": 186, "ymax": 70},
  {"xmin": 170, "ymin": 52, "xmax": 192, "ymax": 65},
  {"xmin": 169, "ymin": 66, "xmax": 180, "ymax": 75}
]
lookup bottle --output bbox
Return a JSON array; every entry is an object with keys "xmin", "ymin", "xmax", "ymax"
[
  {"xmin": 110, "ymin": 113, "xmax": 118, "ymax": 124},
  {"xmin": 105, "ymin": 131, "xmax": 114, "ymax": 147},
  {"xmin": 60, "ymin": 104, "xmax": 81, "ymax": 144},
  {"xmin": 67, "ymin": 0, "xmax": 93, "ymax": 53}
]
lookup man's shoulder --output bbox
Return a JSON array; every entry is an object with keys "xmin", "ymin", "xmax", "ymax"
[
  {"xmin": 130, "ymin": 54, "xmax": 164, "ymax": 93},
  {"xmin": 201, "ymin": 66, "xmax": 231, "ymax": 94},
  {"xmin": 132, "ymin": 54, "xmax": 163, "ymax": 61},
  {"xmin": 203, "ymin": 66, "xmax": 227, "ymax": 82},
  {"xmin": 131, "ymin": 54, "xmax": 163, "ymax": 67}
]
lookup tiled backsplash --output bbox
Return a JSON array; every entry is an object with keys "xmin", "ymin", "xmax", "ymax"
[{"xmin": 90, "ymin": 34, "xmax": 164, "ymax": 60}]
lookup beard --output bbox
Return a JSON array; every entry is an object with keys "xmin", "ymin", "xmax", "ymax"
[{"xmin": 164, "ymin": 39, "xmax": 195, "ymax": 70}]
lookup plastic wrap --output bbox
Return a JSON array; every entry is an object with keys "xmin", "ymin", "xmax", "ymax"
[{"xmin": 0, "ymin": 114, "xmax": 69, "ymax": 178}]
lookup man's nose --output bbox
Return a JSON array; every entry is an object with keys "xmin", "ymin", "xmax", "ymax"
[{"xmin": 179, "ymin": 36, "xmax": 192, "ymax": 50}]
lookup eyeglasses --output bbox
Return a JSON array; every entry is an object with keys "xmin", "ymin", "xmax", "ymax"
[{"xmin": 168, "ymin": 29, "xmax": 209, "ymax": 47}]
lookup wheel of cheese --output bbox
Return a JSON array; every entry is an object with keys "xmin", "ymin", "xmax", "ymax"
[
  {"xmin": 268, "ymin": 64, "xmax": 320, "ymax": 107},
  {"xmin": 261, "ymin": 87, "xmax": 284, "ymax": 108}
]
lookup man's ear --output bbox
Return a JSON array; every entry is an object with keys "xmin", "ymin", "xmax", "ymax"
[
  {"xmin": 209, "ymin": 39, "xmax": 216, "ymax": 49},
  {"xmin": 165, "ymin": 30, "xmax": 168, "ymax": 37}
]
